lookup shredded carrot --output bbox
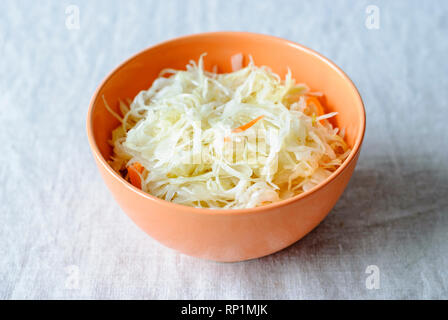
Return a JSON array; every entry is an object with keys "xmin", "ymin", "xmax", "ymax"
[
  {"xmin": 306, "ymin": 96, "xmax": 324, "ymax": 116},
  {"xmin": 306, "ymin": 96, "xmax": 327, "ymax": 125},
  {"xmin": 232, "ymin": 115, "xmax": 265, "ymax": 133},
  {"xmin": 128, "ymin": 162, "xmax": 144, "ymax": 189}
]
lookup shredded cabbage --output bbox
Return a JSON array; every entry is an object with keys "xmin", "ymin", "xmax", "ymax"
[{"xmin": 107, "ymin": 53, "xmax": 350, "ymax": 209}]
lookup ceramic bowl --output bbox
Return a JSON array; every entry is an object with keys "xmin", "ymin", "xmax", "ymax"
[{"xmin": 86, "ymin": 32, "xmax": 366, "ymax": 262}]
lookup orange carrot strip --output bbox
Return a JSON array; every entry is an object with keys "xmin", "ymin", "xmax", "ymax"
[
  {"xmin": 128, "ymin": 162, "xmax": 144, "ymax": 189},
  {"xmin": 231, "ymin": 115, "xmax": 265, "ymax": 133},
  {"xmin": 306, "ymin": 96, "xmax": 324, "ymax": 116},
  {"xmin": 306, "ymin": 96, "xmax": 327, "ymax": 125}
]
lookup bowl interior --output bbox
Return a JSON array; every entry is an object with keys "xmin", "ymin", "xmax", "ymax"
[{"xmin": 90, "ymin": 32, "xmax": 364, "ymax": 174}]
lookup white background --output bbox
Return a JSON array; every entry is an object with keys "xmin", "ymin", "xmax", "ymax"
[{"xmin": 1, "ymin": 0, "xmax": 447, "ymax": 299}]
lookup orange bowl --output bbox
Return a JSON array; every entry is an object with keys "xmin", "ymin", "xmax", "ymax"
[{"xmin": 86, "ymin": 32, "xmax": 366, "ymax": 262}]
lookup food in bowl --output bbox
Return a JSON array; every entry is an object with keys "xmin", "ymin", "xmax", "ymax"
[
  {"xmin": 105, "ymin": 53, "xmax": 350, "ymax": 209},
  {"xmin": 87, "ymin": 32, "xmax": 366, "ymax": 261}
]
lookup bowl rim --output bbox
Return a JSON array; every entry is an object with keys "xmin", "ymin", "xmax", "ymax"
[{"xmin": 86, "ymin": 31, "xmax": 366, "ymax": 216}]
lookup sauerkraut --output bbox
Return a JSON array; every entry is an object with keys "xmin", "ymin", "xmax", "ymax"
[{"xmin": 106, "ymin": 54, "xmax": 350, "ymax": 209}]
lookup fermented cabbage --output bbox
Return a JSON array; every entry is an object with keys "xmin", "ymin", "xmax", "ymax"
[{"xmin": 106, "ymin": 54, "xmax": 350, "ymax": 209}]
